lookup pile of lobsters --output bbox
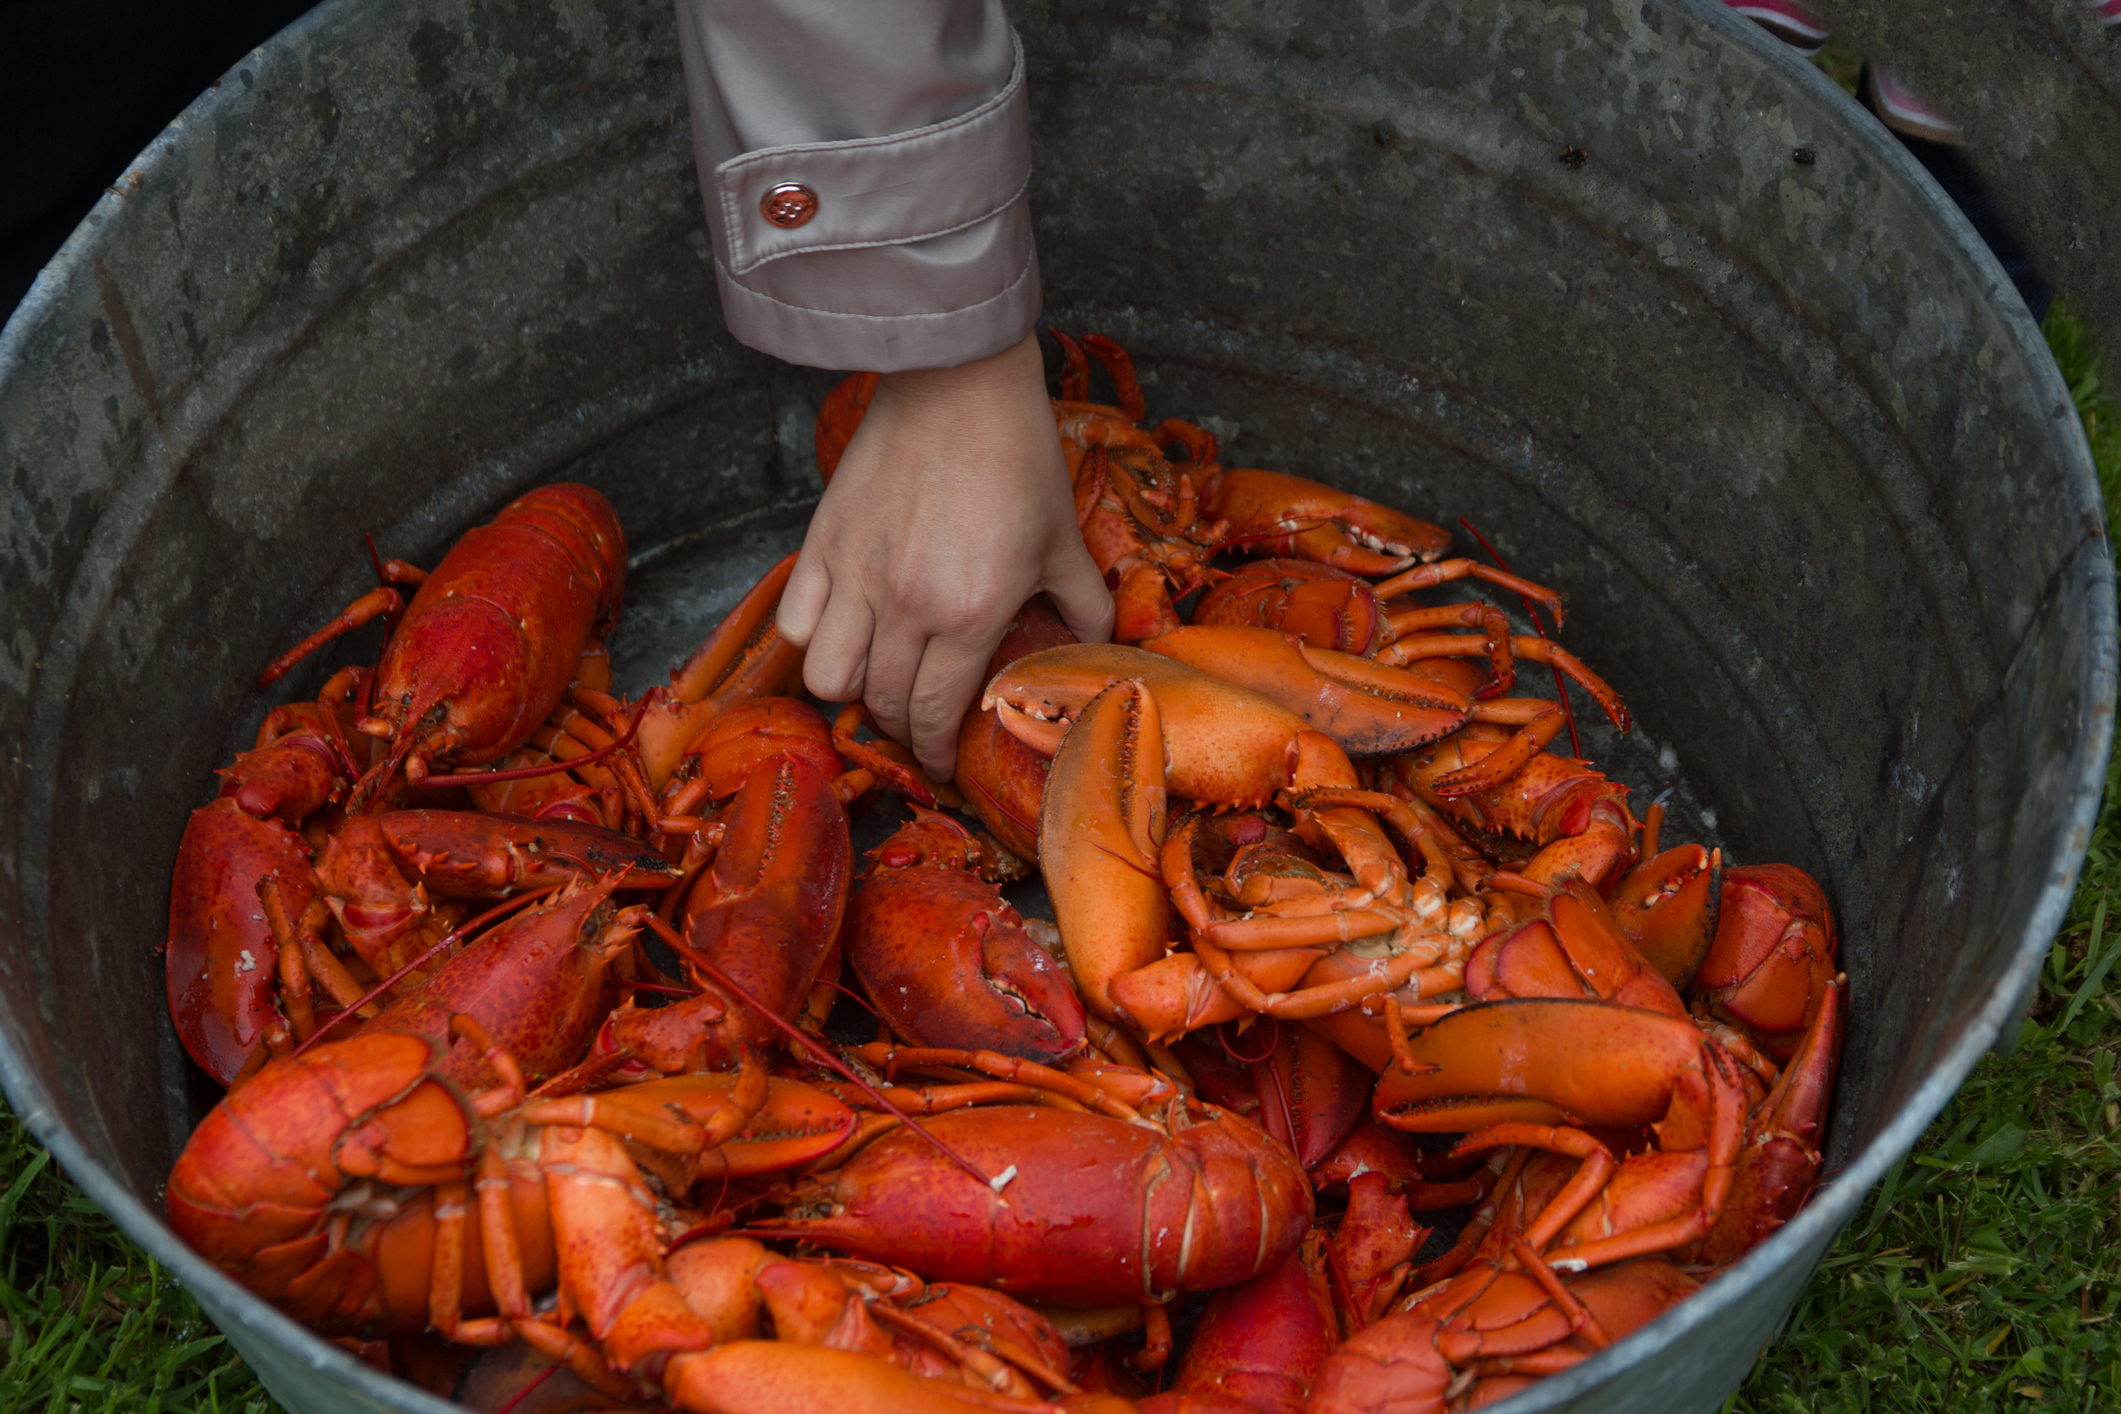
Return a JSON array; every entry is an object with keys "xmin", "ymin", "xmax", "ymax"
[{"xmin": 162, "ymin": 333, "xmax": 1843, "ymax": 1413}]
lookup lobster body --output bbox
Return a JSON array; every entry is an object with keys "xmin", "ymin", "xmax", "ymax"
[
  {"xmin": 766, "ymin": 1102, "xmax": 1313, "ymax": 1305},
  {"xmin": 602, "ymin": 754, "xmax": 852, "ymax": 1074},
  {"xmin": 366, "ymin": 483, "xmax": 624, "ymax": 777}
]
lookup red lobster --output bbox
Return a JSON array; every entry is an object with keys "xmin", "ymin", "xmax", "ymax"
[{"xmin": 258, "ymin": 483, "xmax": 626, "ymax": 807}]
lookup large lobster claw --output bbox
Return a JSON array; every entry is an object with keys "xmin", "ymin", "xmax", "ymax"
[
  {"xmin": 167, "ymin": 801, "xmax": 317, "ymax": 1084},
  {"xmin": 1464, "ymin": 881, "xmax": 1689, "ymax": 1019},
  {"xmin": 1698, "ymin": 975, "xmax": 1843, "ymax": 1264},
  {"xmin": 1372, "ymin": 998, "xmax": 1711, "ymax": 1132},
  {"xmin": 1039, "ymin": 678, "xmax": 1169, "ymax": 1023},
  {"xmin": 846, "ymin": 809, "xmax": 1087, "ymax": 1064},
  {"xmin": 1608, "ymin": 841, "xmax": 1722, "ymax": 991},
  {"xmin": 987, "ymin": 643, "xmax": 1327, "ymax": 808},
  {"xmin": 1139, "ymin": 626, "xmax": 1469, "ymax": 757},
  {"xmin": 1171, "ymin": 1241, "xmax": 1337, "ymax": 1412}
]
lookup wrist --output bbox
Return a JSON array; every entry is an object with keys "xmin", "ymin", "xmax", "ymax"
[{"xmin": 875, "ymin": 331, "xmax": 1044, "ymax": 410}]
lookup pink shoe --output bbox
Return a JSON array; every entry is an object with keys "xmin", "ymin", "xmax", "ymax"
[
  {"xmin": 1722, "ymin": 0, "xmax": 1832, "ymax": 53},
  {"xmin": 2086, "ymin": 0, "xmax": 2121, "ymax": 28},
  {"xmin": 1861, "ymin": 65, "xmax": 1965, "ymax": 146}
]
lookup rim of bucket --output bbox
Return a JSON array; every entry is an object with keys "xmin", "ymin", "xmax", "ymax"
[
  {"xmin": 0, "ymin": 0, "xmax": 2111, "ymax": 1410},
  {"xmin": 1481, "ymin": 1, "xmax": 2120, "ymax": 1403}
]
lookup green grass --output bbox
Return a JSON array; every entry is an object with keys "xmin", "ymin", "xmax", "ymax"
[
  {"xmin": 1, "ymin": 307, "xmax": 2116, "ymax": 1414},
  {"xmin": 0, "ymin": 1115, "xmax": 272, "ymax": 1412}
]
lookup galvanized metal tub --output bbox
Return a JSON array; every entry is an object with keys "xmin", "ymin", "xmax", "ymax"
[{"xmin": 0, "ymin": 0, "xmax": 2110, "ymax": 1411}]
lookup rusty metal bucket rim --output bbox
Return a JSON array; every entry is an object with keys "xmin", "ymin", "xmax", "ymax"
[{"xmin": 0, "ymin": 0, "xmax": 2112, "ymax": 1410}]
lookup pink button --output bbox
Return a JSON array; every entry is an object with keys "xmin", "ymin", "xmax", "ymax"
[{"xmin": 761, "ymin": 183, "xmax": 819, "ymax": 229}]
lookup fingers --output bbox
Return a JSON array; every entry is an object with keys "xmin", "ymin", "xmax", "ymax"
[
  {"xmin": 776, "ymin": 548, "xmax": 832, "ymax": 649},
  {"xmin": 1044, "ymin": 538, "xmax": 1117, "ymax": 647},
  {"xmin": 904, "ymin": 626, "xmax": 1009, "ymax": 781},
  {"xmin": 795, "ymin": 577, "xmax": 875, "ymax": 705},
  {"xmin": 857, "ymin": 614, "xmax": 927, "ymax": 752}
]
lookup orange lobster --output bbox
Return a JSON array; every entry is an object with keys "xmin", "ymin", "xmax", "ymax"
[
  {"xmin": 1307, "ymin": 1258, "xmax": 1702, "ymax": 1411},
  {"xmin": 986, "ymin": 653, "xmax": 1472, "ymax": 1033}
]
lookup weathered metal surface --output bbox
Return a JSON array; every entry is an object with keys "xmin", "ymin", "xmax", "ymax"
[
  {"xmin": 1829, "ymin": 0, "xmax": 2121, "ymax": 371},
  {"xmin": 0, "ymin": 1, "xmax": 2109, "ymax": 1411}
]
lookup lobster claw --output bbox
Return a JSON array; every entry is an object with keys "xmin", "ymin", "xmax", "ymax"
[
  {"xmin": 1697, "ymin": 976, "xmax": 1843, "ymax": 1264},
  {"xmin": 1692, "ymin": 864, "xmax": 1838, "ymax": 1059},
  {"xmin": 846, "ymin": 810, "xmax": 1087, "ymax": 1065},
  {"xmin": 814, "ymin": 371, "xmax": 879, "ymax": 483},
  {"xmin": 1608, "ymin": 843, "xmax": 1722, "ymax": 991},
  {"xmin": 166, "ymin": 800, "xmax": 317, "ymax": 1084},
  {"xmin": 1464, "ymin": 881, "xmax": 1690, "ymax": 1019},
  {"xmin": 986, "ymin": 643, "xmax": 1320, "ymax": 809},
  {"xmin": 955, "ymin": 596, "xmax": 1079, "ymax": 860},
  {"xmin": 1140, "ymin": 626, "xmax": 1468, "ymax": 757},
  {"xmin": 1171, "ymin": 1240, "xmax": 1338, "ymax": 1412},
  {"xmin": 1373, "ymin": 998, "xmax": 1712, "ymax": 1133},
  {"xmin": 219, "ymin": 715, "xmax": 349, "ymax": 824},
  {"xmin": 1039, "ymin": 678, "xmax": 1170, "ymax": 1024},
  {"xmin": 1199, "ymin": 468, "xmax": 1453, "ymax": 574}
]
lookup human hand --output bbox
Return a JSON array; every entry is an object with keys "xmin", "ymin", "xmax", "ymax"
[{"xmin": 776, "ymin": 332, "xmax": 1115, "ymax": 779}]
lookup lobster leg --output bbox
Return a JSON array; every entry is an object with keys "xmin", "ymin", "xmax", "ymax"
[
  {"xmin": 814, "ymin": 371, "xmax": 880, "ymax": 483},
  {"xmin": 255, "ymin": 588, "xmax": 403, "ymax": 690},
  {"xmin": 1141, "ymin": 626, "xmax": 1471, "ymax": 757},
  {"xmin": 1372, "ymin": 559, "xmax": 1567, "ymax": 627},
  {"xmin": 1378, "ymin": 635, "xmax": 1628, "ymax": 733},
  {"xmin": 1080, "ymin": 332, "xmax": 1148, "ymax": 423},
  {"xmin": 1423, "ymin": 706, "xmax": 1570, "ymax": 800}
]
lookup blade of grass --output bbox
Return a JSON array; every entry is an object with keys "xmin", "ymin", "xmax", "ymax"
[{"xmin": 2057, "ymin": 890, "xmax": 2114, "ymax": 1031}]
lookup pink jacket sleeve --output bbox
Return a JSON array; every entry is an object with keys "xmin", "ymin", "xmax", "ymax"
[{"xmin": 674, "ymin": 0, "xmax": 1041, "ymax": 372}]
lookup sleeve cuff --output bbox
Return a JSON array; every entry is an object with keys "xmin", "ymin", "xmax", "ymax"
[
  {"xmin": 710, "ymin": 33, "xmax": 1033, "ymax": 277},
  {"xmin": 714, "ymin": 223, "xmax": 1041, "ymax": 373}
]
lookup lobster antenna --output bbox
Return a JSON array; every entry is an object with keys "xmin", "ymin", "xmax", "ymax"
[
  {"xmin": 344, "ymin": 732, "xmax": 416, "ymax": 818},
  {"xmin": 1458, "ymin": 516, "xmax": 1581, "ymax": 759},
  {"xmin": 362, "ymin": 532, "xmax": 389, "ymax": 588},
  {"xmin": 639, "ymin": 912, "xmax": 994, "ymax": 1188},
  {"xmin": 492, "ymin": 1362, "xmax": 560, "ymax": 1414},
  {"xmin": 419, "ymin": 702, "xmax": 646, "ymax": 789}
]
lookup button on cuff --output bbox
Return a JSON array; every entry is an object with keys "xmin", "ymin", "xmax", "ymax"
[{"xmin": 715, "ymin": 33, "xmax": 1033, "ymax": 276}]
